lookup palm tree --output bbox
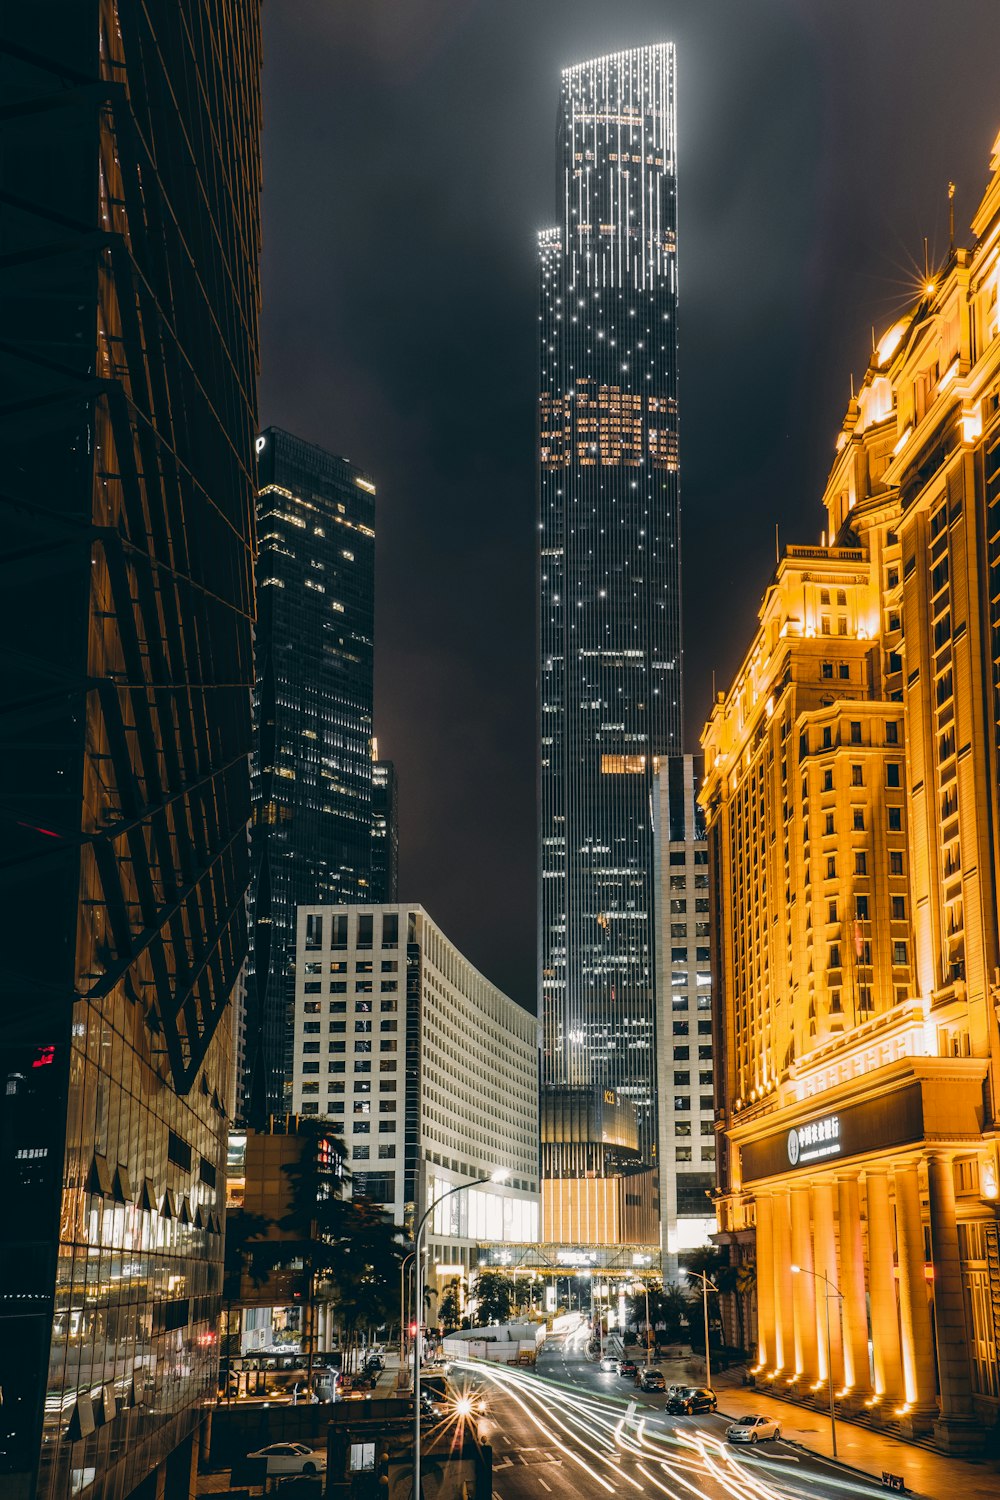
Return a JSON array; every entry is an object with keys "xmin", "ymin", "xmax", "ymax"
[
  {"xmin": 732, "ymin": 1261, "xmax": 757, "ymax": 1356},
  {"xmin": 332, "ymin": 1194, "xmax": 405, "ymax": 1369},
  {"xmin": 221, "ymin": 1208, "xmax": 272, "ymax": 1394},
  {"xmin": 276, "ymin": 1121, "xmax": 354, "ymax": 1387}
]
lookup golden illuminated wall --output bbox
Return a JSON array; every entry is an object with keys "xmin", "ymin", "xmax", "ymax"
[
  {"xmin": 816, "ymin": 130, "xmax": 1000, "ymax": 1099},
  {"xmin": 542, "ymin": 1169, "xmax": 658, "ymax": 1247},
  {"xmin": 703, "ymin": 127, "xmax": 1000, "ymax": 1246},
  {"xmin": 701, "ymin": 554, "xmax": 914, "ymax": 1140}
]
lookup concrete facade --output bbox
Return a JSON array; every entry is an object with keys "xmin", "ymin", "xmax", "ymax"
[
  {"xmin": 289, "ymin": 904, "xmax": 539, "ymax": 1289},
  {"xmin": 652, "ymin": 756, "xmax": 718, "ymax": 1272}
]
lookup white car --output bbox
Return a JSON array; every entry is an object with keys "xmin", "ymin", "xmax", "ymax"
[
  {"xmin": 599, "ymin": 1355, "xmax": 619, "ymax": 1373},
  {"xmin": 246, "ymin": 1443, "xmax": 327, "ymax": 1475},
  {"xmin": 726, "ymin": 1414, "xmax": 781, "ymax": 1444}
]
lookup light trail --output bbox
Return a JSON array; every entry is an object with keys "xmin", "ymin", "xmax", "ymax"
[
  {"xmin": 457, "ymin": 1356, "xmax": 884, "ymax": 1500},
  {"xmin": 468, "ymin": 1362, "xmax": 617, "ymax": 1493}
]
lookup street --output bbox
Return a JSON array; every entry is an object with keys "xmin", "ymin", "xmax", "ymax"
[{"xmin": 457, "ymin": 1324, "xmax": 893, "ymax": 1500}]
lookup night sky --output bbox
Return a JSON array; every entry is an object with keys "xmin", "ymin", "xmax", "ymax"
[{"xmin": 259, "ymin": 0, "xmax": 1000, "ymax": 1009}]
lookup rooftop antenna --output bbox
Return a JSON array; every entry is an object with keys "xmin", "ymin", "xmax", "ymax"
[
  {"xmin": 948, "ymin": 181, "xmax": 956, "ymax": 255},
  {"xmin": 923, "ymin": 235, "xmax": 930, "ymax": 283},
  {"xmin": 871, "ymin": 326, "xmax": 877, "ymax": 356},
  {"xmin": 775, "ymin": 522, "xmax": 780, "ymax": 564},
  {"xmin": 849, "ymin": 372, "xmax": 855, "ymax": 401}
]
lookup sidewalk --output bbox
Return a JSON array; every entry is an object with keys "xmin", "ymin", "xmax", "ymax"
[{"xmin": 710, "ymin": 1368, "xmax": 1000, "ymax": 1500}]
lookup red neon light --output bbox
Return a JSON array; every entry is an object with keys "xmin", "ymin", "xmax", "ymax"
[
  {"xmin": 32, "ymin": 1046, "xmax": 56, "ymax": 1068},
  {"xmin": 17, "ymin": 821, "xmax": 61, "ymax": 839}
]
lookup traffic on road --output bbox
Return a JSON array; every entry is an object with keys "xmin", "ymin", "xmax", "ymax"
[{"xmin": 450, "ymin": 1320, "xmax": 895, "ymax": 1500}]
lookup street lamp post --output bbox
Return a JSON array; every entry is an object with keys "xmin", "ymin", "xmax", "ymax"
[
  {"xmin": 412, "ymin": 1169, "xmax": 508, "ymax": 1500},
  {"xmin": 791, "ymin": 1264, "xmax": 844, "ymax": 1458},
  {"xmin": 635, "ymin": 1280, "xmax": 652, "ymax": 1364},
  {"xmin": 399, "ymin": 1249, "xmax": 416, "ymax": 1380},
  {"xmin": 682, "ymin": 1270, "xmax": 719, "ymax": 1390}
]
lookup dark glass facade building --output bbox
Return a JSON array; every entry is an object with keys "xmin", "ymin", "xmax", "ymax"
[
  {"xmin": 538, "ymin": 45, "xmax": 681, "ymax": 1164},
  {"xmin": 246, "ymin": 430, "xmax": 376, "ymax": 1122},
  {"xmin": 0, "ymin": 5, "xmax": 261, "ymax": 1499},
  {"xmin": 370, "ymin": 757, "xmax": 399, "ymax": 903}
]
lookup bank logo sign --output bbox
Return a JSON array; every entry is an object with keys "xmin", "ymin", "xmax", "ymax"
[{"xmin": 787, "ymin": 1114, "xmax": 841, "ymax": 1166}]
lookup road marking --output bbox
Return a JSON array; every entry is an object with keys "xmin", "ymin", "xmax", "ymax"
[{"xmin": 537, "ymin": 1480, "xmax": 552, "ymax": 1493}]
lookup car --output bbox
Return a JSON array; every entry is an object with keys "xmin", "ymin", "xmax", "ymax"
[
  {"xmin": 599, "ymin": 1355, "xmax": 620, "ymax": 1373},
  {"xmin": 664, "ymin": 1387, "xmax": 718, "ymax": 1415},
  {"xmin": 618, "ymin": 1358, "xmax": 638, "ymax": 1378},
  {"xmin": 246, "ymin": 1444, "xmax": 327, "ymax": 1476},
  {"xmin": 636, "ymin": 1368, "xmax": 665, "ymax": 1392},
  {"xmin": 726, "ymin": 1414, "xmax": 781, "ymax": 1444}
]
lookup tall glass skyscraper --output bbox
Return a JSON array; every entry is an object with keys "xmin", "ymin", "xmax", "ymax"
[
  {"xmin": 0, "ymin": 5, "xmax": 261, "ymax": 1497},
  {"xmin": 538, "ymin": 45, "xmax": 681, "ymax": 1165},
  {"xmin": 245, "ymin": 429, "xmax": 376, "ymax": 1122}
]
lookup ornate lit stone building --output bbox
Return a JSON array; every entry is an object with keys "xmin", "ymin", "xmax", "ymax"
[{"xmin": 703, "ymin": 132, "xmax": 1000, "ymax": 1448}]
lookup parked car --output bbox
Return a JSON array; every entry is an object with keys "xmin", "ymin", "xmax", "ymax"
[
  {"xmin": 246, "ymin": 1444, "xmax": 327, "ymax": 1476},
  {"xmin": 599, "ymin": 1355, "xmax": 620, "ymax": 1373},
  {"xmin": 636, "ymin": 1368, "xmax": 665, "ymax": 1392},
  {"xmin": 664, "ymin": 1387, "xmax": 717, "ymax": 1415},
  {"xmin": 618, "ymin": 1358, "xmax": 638, "ymax": 1378},
  {"xmin": 726, "ymin": 1414, "xmax": 781, "ymax": 1444}
]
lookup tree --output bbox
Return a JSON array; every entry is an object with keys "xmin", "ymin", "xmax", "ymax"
[
  {"xmin": 680, "ymin": 1248, "xmax": 728, "ymax": 1356},
  {"xmin": 470, "ymin": 1269, "xmax": 513, "ymax": 1326},
  {"xmin": 331, "ymin": 1194, "xmax": 405, "ymax": 1367},
  {"xmin": 510, "ymin": 1275, "xmax": 536, "ymax": 1316},
  {"xmin": 221, "ymin": 1209, "xmax": 271, "ymax": 1373},
  {"xmin": 275, "ymin": 1122, "xmax": 354, "ymax": 1384},
  {"xmin": 235, "ymin": 1124, "xmax": 406, "ymax": 1384},
  {"xmin": 438, "ymin": 1278, "xmax": 462, "ymax": 1332},
  {"xmin": 656, "ymin": 1282, "xmax": 691, "ymax": 1343},
  {"xmin": 730, "ymin": 1261, "xmax": 757, "ymax": 1355}
]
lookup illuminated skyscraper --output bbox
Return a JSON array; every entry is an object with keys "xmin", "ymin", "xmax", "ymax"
[
  {"xmin": 370, "ymin": 755, "xmax": 399, "ymax": 903},
  {"xmin": 538, "ymin": 45, "xmax": 681, "ymax": 1169},
  {"xmin": 245, "ymin": 429, "xmax": 376, "ymax": 1122},
  {"xmin": 0, "ymin": 4, "xmax": 261, "ymax": 1496}
]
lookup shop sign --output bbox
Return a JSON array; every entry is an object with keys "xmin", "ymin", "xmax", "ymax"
[
  {"xmin": 787, "ymin": 1115, "xmax": 841, "ymax": 1166},
  {"xmin": 740, "ymin": 1083, "xmax": 923, "ymax": 1184}
]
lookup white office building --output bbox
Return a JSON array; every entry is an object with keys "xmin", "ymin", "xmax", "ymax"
[
  {"xmin": 652, "ymin": 757, "xmax": 718, "ymax": 1271},
  {"xmin": 290, "ymin": 904, "xmax": 540, "ymax": 1286}
]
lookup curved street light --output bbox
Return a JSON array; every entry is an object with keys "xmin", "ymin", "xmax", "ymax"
[
  {"xmin": 399, "ymin": 1249, "xmax": 417, "ymax": 1378},
  {"xmin": 412, "ymin": 1169, "xmax": 509, "ymax": 1500}
]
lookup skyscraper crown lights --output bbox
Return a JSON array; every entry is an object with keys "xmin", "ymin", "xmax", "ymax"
[{"xmin": 551, "ymin": 43, "xmax": 677, "ymax": 292}]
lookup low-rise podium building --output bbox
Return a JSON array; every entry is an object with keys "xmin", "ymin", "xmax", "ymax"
[{"xmin": 703, "ymin": 132, "xmax": 1000, "ymax": 1448}]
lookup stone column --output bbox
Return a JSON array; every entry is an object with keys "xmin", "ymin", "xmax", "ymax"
[
  {"xmin": 772, "ymin": 1188, "xmax": 793, "ymax": 1372},
  {"xmin": 754, "ymin": 1192, "xmax": 777, "ymax": 1369},
  {"xmin": 864, "ymin": 1167, "xmax": 902, "ymax": 1401},
  {"xmin": 893, "ymin": 1161, "xmax": 937, "ymax": 1421},
  {"xmin": 790, "ymin": 1184, "xmax": 818, "ymax": 1378},
  {"xmin": 838, "ymin": 1174, "xmax": 871, "ymax": 1394},
  {"xmin": 812, "ymin": 1180, "xmax": 843, "ymax": 1387},
  {"xmin": 926, "ymin": 1152, "xmax": 978, "ymax": 1449}
]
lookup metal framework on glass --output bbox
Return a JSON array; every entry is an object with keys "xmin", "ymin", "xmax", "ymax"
[{"xmin": 0, "ymin": 4, "xmax": 262, "ymax": 1497}]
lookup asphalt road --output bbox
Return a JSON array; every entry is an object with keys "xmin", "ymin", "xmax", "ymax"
[{"xmin": 453, "ymin": 1322, "xmax": 894, "ymax": 1500}]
